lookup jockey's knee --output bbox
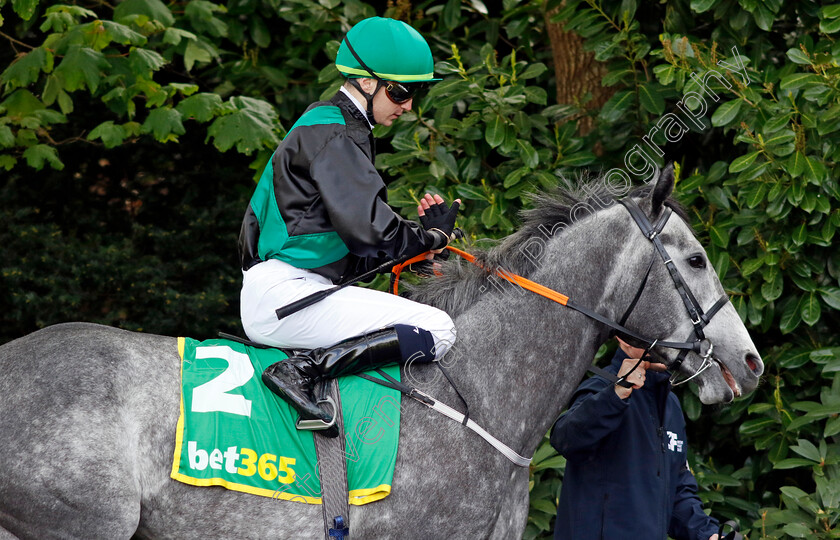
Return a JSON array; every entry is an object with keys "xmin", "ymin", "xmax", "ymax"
[{"xmin": 426, "ymin": 310, "xmax": 456, "ymax": 359}]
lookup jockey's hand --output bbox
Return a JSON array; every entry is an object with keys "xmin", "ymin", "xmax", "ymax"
[
  {"xmin": 418, "ymin": 193, "xmax": 461, "ymax": 245},
  {"xmin": 408, "ymin": 260, "xmax": 436, "ymax": 277},
  {"xmin": 409, "ymin": 249, "xmax": 450, "ymax": 275}
]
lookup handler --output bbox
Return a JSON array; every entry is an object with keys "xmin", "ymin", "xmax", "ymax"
[
  {"xmin": 238, "ymin": 17, "xmax": 459, "ymax": 428},
  {"xmin": 550, "ymin": 338, "xmax": 721, "ymax": 540}
]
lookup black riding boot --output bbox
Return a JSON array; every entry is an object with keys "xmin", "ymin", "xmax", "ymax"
[{"xmin": 262, "ymin": 327, "xmax": 403, "ymax": 424}]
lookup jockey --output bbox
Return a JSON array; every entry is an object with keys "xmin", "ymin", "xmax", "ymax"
[{"xmin": 238, "ymin": 17, "xmax": 459, "ymax": 432}]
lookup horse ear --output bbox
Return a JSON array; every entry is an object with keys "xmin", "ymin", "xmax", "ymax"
[{"xmin": 650, "ymin": 162, "xmax": 674, "ymax": 217}]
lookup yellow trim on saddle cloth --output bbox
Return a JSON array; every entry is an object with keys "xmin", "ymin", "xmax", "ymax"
[{"xmin": 170, "ymin": 337, "xmax": 187, "ymax": 480}]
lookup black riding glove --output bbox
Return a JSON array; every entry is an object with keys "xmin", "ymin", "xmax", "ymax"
[
  {"xmin": 408, "ymin": 249, "xmax": 451, "ymax": 276},
  {"xmin": 419, "ymin": 199, "xmax": 460, "ymax": 248}
]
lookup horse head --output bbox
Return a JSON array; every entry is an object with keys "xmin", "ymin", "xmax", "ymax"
[
  {"xmin": 614, "ymin": 164, "xmax": 764, "ymax": 403},
  {"xmin": 408, "ymin": 166, "xmax": 763, "ymax": 408}
]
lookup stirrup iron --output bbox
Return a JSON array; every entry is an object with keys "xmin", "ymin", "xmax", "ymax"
[{"xmin": 295, "ymin": 396, "xmax": 337, "ymax": 431}]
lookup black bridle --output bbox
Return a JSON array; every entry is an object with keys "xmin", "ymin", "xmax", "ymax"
[{"xmin": 585, "ymin": 198, "xmax": 729, "ymax": 387}]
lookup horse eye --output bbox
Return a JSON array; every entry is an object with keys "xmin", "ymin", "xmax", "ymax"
[{"xmin": 688, "ymin": 255, "xmax": 706, "ymax": 269}]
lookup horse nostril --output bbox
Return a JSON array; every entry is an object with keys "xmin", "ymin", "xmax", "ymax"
[{"xmin": 746, "ymin": 353, "xmax": 763, "ymax": 376}]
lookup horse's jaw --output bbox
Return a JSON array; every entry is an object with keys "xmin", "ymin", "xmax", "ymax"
[
  {"xmin": 695, "ymin": 352, "xmax": 763, "ymax": 404},
  {"xmin": 677, "ymin": 307, "xmax": 764, "ymax": 405}
]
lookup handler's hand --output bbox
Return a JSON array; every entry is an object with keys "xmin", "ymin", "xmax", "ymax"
[
  {"xmin": 614, "ymin": 338, "xmax": 667, "ymax": 399},
  {"xmin": 615, "ymin": 357, "xmax": 651, "ymax": 399}
]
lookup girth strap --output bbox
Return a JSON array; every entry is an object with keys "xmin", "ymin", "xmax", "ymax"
[{"xmin": 313, "ymin": 379, "xmax": 351, "ymax": 540}]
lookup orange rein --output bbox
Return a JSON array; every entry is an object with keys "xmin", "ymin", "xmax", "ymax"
[{"xmin": 391, "ymin": 246, "xmax": 569, "ymax": 306}]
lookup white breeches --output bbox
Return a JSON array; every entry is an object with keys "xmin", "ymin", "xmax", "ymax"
[{"xmin": 240, "ymin": 259, "xmax": 456, "ymax": 358}]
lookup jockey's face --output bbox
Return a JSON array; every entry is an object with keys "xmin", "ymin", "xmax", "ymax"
[
  {"xmin": 372, "ymin": 84, "xmax": 413, "ymax": 126},
  {"xmin": 353, "ymin": 78, "xmax": 413, "ymax": 127}
]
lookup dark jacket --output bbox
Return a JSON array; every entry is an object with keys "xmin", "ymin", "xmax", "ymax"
[
  {"xmin": 238, "ymin": 91, "xmax": 439, "ymax": 282},
  {"xmin": 550, "ymin": 350, "xmax": 719, "ymax": 540}
]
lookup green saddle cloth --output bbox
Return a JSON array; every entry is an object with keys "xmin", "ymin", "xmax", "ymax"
[{"xmin": 170, "ymin": 337, "xmax": 401, "ymax": 505}]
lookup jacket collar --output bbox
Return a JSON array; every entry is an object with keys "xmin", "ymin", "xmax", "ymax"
[{"xmin": 330, "ymin": 90, "xmax": 372, "ymax": 131}]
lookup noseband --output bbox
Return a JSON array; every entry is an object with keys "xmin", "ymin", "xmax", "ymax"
[{"xmin": 615, "ymin": 199, "xmax": 729, "ymax": 385}]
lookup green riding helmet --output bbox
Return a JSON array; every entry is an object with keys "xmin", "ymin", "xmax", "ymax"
[{"xmin": 335, "ymin": 17, "xmax": 441, "ymax": 83}]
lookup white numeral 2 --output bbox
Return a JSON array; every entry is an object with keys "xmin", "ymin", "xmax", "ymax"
[{"xmin": 191, "ymin": 346, "xmax": 254, "ymax": 417}]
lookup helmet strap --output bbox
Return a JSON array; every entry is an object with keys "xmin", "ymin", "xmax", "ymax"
[
  {"xmin": 347, "ymin": 78, "xmax": 381, "ymax": 126},
  {"xmin": 343, "ymin": 35, "xmax": 388, "ymax": 126}
]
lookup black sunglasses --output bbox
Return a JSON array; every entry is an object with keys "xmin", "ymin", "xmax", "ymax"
[{"xmin": 383, "ymin": 81, "xmax": 427, "ymax": 104}]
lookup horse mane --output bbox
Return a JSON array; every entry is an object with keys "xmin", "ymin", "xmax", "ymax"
[{"xmin": 405, "ymin": 173, "xmax": 688, "ymax": 317}]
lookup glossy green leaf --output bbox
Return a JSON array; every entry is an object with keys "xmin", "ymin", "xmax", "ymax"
[
  {"xmin": 690, "ymin": 0, "xmax": 718, "ymax": 13},
  {"xmin": 709, "ymin": 225, "xmax": 730, "ymax": 247},
  {"xmin": 454, "ymin": 184, "xmax": 488, "ymax": 201},
  {"xmin": 780, "ymin": 296, "xmax": 803, "ymax": 334},
  {"xmin": 485, "ymin": 115, "xmax": 505, "ymax": 148},
  {"xmin": 711, "ymin": 99, "xmax": 742, "ymax": 127},
  {"xmin": 516, "ymin": 139, "xmax": 539, "ymax": 168},
  {"xmin": 761, "ymin": 273, "xmax": 783, "ymax": 302},
  {"xmin": 779, "ymin": 73, "xmax": 821, "ymax": 90},
  {"xmin": 729, "ymin": 151, "xmax": 760, "ymax": 173},
  {"xmin": 791, "ymin": 222, "xmax": 808, "ymax": 245},
  {"xmin": 802, "ymin": 155, "xmax": 827, "ymax": 184},
  {"xmin": 786, "ymin": 48, "xmax": 811, "ymax": 65},
  {"xmin": 481, "ymin": 203, "xmax": 499, "ymax": 228},
  {"xmin": 790, "ymin": 439, "xmax": 821, "ymax": 462},
  {"xmin": 820, "ymin": 287, "xmax": 840, "ymax": 310},
  {"xmin": 518, "ymin": 63, "xmax": 547, "ymax": 80},
  {"xmin": 740, "ymin": 256, "xmax": 764, "ymax": 277},
  {"xmin": 800, "ymin": 293, "xmax": 821, "ymax": 326},
  {"xmin": 638, "ymin": 83, "xmax": 665, "ymax": 115},
  {"xmin": 785, "ymin": 152, "xmax": 806, "ymax": 177},
  {"xmin": 821, "ymin": 16, "xmax": 840, "ymax": 34},
  {"xmin": 823, "ymin": 4, "xmax": 840, "ymax": 18},
  {"xmin": 739, "ymin": 417, "xmax": 777, "ymax": 436},
  {"xmin": 598, "ymin": 90, "xmax": 633, "ymax": 123}
]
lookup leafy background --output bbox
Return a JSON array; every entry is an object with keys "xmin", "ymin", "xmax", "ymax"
[{"xmin": 1, "ymin": 0, "xmax": 839, "ymax": 538}]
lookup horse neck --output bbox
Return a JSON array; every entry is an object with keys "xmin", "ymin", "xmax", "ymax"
[{"xmin": 442, "ymin": 209, "xmax": 636, "ymax": 457}]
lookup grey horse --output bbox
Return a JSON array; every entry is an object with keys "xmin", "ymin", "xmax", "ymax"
[{"xmin": 0, "ymin": 167, "xmax": 762, "ymax": 539}]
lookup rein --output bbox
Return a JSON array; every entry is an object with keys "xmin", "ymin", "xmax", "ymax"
[{"xmin": 391, "ymin": 199, "xmax": 730, "ymax": 386}]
